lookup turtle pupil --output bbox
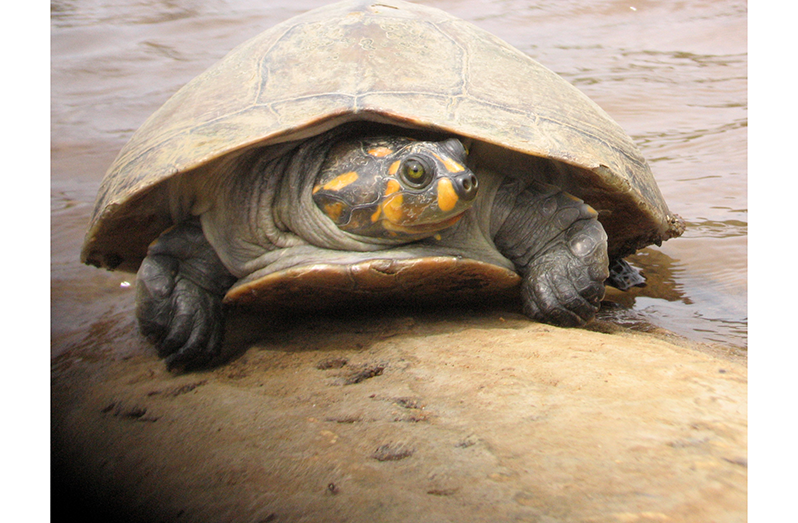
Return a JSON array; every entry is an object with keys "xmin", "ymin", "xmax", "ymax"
[
  {"xmin": 407, "ymin": 161, "xmax": 424, "ymax": 179},
  {"xmin": 401, "ymin": 158, "xmax": 432, "ymax": 188}
]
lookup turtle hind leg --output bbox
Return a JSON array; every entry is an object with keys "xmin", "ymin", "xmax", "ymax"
[
  {"xmin": 135, "ymin": 220, "xmax": 237, "ymax": 371},
  {"xmin": 493, "ymin": 181, "xmax": 609, "ymax": 327},
  {"xmin": 606, "ymin": 258, "xmax": 646, "ymax": 291}
]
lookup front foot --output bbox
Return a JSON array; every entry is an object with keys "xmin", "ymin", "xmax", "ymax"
[
  {"xmin": 135, "ymin": 222, "xmax": 236, "ymax": 371},
  {"xmin": 521, "ymin": 218, "xmax": 609, "ymax": 327},
  {"xmin": 493, "ymin": 181, "xmax": 609, "ymax": 327}
]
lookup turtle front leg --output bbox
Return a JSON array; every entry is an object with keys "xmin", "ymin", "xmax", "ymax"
[
  {"xmin": 135, "ymin": 221, "xmax": 237, "ymax": 370},
  {"xmin": 492, "ymin": 180, "xmax": 609, "ymax": 327}
]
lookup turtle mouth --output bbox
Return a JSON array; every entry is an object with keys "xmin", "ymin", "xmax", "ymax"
[{"xmin": 382, "ymin": 212, "xmax": 465, "ymax": 235}]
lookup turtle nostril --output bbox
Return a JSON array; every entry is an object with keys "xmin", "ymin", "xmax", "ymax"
[{"xmin": 454, "ymin": 172, "xmax": 479, "ymax": 201}]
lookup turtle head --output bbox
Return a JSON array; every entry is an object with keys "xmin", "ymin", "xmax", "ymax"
[{"xmin": 313, "ymin": 136, "xmax": 478, "ymax": 241}]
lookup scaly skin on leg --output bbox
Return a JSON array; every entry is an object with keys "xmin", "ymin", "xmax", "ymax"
[
  {"xmin": 492, "ymin": 181, "xmax": 609, "ymax": 327},
  {"xmin": 135, "ymin": 221, "xmax": 236, "ymax": 370}
]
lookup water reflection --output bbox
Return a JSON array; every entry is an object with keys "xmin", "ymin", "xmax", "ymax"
[{"xmin": 601, "ymin": 247, "xmax": 747, "ymax": 349}]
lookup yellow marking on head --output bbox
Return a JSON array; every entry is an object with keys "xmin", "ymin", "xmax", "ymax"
[
  {"xmin": 433, "ymin": 153, "xmax": 464, "ymax": 173},
  {"xmin": 437, "ymin": 178, "xmax": 459, "ymax": 212},
  {"xmin": 382, "ymin": 194, "xmax": 405, "ymax": 223},
  {"xmin": 371, "ymin": 206, "xmax": 382, "ymax": 223},
  {"xmin": 322, "ymin": 171, "xmax": 359, "ymax": 192},
  {"xmin": 389, "ymin": 160, "xmax": 401, "ymax": 176},
  {"xmin": 323, "ymin": 202, "xmax": 345, "ymax": 222},
  {"xmin": 385, "ymin": 179, "xmax": 401, "ymax": 196},
  {"xmin": 367, "ymin": 146, "xmax": 393, "ymax": 157}
]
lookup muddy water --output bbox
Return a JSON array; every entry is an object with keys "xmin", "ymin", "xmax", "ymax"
[{"xmin": 51, "ymin": 0, "xmax": 747, "ymax": 351}]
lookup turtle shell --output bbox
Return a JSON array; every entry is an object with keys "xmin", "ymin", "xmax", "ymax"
[{"xmin": 81, "ymin": 0, "xmax": 683, "ymax": 274}]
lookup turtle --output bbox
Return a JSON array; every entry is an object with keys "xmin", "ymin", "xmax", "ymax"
[{"xmin": 81, "ymin": 0, "xmax": 684, "ymax": 370}]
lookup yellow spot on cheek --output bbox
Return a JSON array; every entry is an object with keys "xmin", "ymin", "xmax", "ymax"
[
  {"xmin": 371, "ymin": 180, "xmax": 405, "ymax": 223},
  {"xmin": 382, "ymin": 194, "xmax": 404, "ymax": 223},
  {"xmin": 434, "ymin": 153, "xmax": 464, "ymax": 173},
  {"xmin": 385, "ymin": 179, "xmax": 401, "ymax": 195},
  {"xmin": 372, "ymin": 179, "xmax": 404, "ymax": 223},
  {"xmin": 389, "ymin": 160, "xmax": 401, "ymax": 176},
  {"xmin": 367, "ymin": 147, "xmax": 393, "ymax": 157},
  {"xmin": 437, "ymin": 178, "xmax": 459, "ymax": 212},
  {"xmin": 322, "ymin": 171, "xmax": 359, "ymax": 192}
]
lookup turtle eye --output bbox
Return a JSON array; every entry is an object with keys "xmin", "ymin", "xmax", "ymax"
[{"xmin": 400, "ymin": 157, "xmax": 433, "ymax": 189}]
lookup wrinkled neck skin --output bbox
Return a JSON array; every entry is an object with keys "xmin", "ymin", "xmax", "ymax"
[{"xmin": 189, "ymin": 128, "xmax": 508, "ymax": 280}]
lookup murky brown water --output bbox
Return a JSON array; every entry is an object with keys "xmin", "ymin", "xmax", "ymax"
[{"xmin": 51, "ymin": 0, "xmax": 747, "ymax": 352}]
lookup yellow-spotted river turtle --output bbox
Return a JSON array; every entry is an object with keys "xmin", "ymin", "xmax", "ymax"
[{"xmin": 81, "ymin": 0, "xmax": 684, "ymax": 369}]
